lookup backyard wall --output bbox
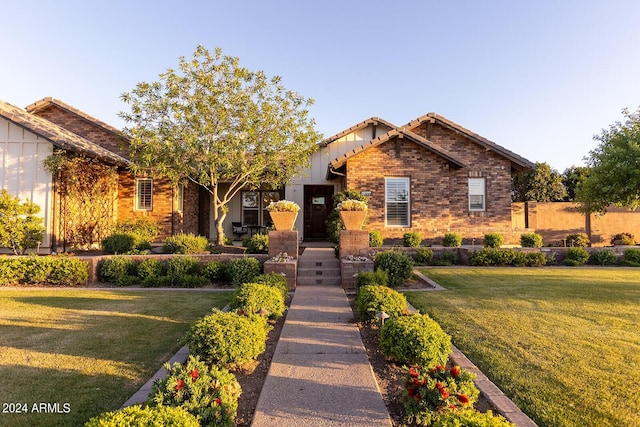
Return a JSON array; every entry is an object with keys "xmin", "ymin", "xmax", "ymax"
[{"xmin": 512, "ymin": 202, "xmax": 640, "ymax": 246}]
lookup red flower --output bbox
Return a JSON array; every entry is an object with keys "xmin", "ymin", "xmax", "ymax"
[
  {"xmin": 413, "ymin": 378, "xmax": 421, "ymax": 386},
  {"xmin": 450, "ymin": 366, "xmax": 461, "ymax": 378},
  {"xmin": 190, "ymin": 369, "xmax": 199, "ymax": 381},
  {"xmin": 439, "ymin": 388, "xmax": 449, "ymax": 399},
  {"xmin": 176, "ymin": 379, "xmax": 185, "ymax": 390},
  {"xmin": 436, "ymin": 382, "xmax": 445, "ymax": 390},
  {"xmin": 408, "ymin": 367, "xmax": 420, "ymax": 378},
  {"xmin": 214, "ymin": 398, "xmax": 222, "ymax": 406},
  {"xmin": 407, "ymin": 387, "xmax": 416, "ymax": 397},
  {"xmin": 434, "ymin": 365, "xmax": 445, "ymax": 372},
  {"xmin": 457, "ymin": 394, "xmax": 470, "ymax": 404}
]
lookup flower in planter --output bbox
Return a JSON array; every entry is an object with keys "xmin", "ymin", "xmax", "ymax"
[
  {"xmin": 266, "ymin": 200, "xmax": 300, "ymax": 212},
  {"xmin": 270, "ymin": 252, "xmax": 294, "ymax": 262},
  {"xmin": 344, "ymin": 254, "xmax": 371, "ymax": 261},
  {"xmin": 336, "ymin": 199, "xmax": 367, "ymax": 211}
]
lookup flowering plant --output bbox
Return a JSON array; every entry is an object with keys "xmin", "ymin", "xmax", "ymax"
[
  {"xmin": 148, "ymin": 355, "xmax": 241, "ymax": 427},
  {"xmin": 270, "ymin": 252, "xmax": 294, "ymax": 262},
  {"xmin": 344, "ymin": 254, "xmax": 371, "ymax": 262},
  {"xmin": 402, "ymin": 364, "xmax": 479, "ymax": 426},
  {"xmin": 336, "ymin": 199, "xmax": 367, "ymax": 211},
  {"xmin": 266, "ymin": 200, "xmax": 300, "ymax": 212}
]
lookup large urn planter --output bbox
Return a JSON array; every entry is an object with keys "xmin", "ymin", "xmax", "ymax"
[
  {"xmin": 339, "ymin": 210, "xmax": 366, "ymax": 230},
  {"xmin": 269, "ymin": 211, "xmax": 298, "ymax": 231}
]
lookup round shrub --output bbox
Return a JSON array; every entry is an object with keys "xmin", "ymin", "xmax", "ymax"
[
  {"xmin": 520, "ymin": 232, "xmax": 543, "ymax": 248},
  {"xmin": 0, "ymin": 257, "xmax": 26, "ymax": 285},
  {"xmin": 433, "ymin": 410, "xmax": 515, "ymax": 427},
  {"xmin": 483, "ymin": 233, "xmax": 504, "ymax": 249},
  {"xmin": 166, "ymin": 256, "xmax": 200, "ymax": 278},
  {"xmin": 623, "ymin": 248, "xmax": 640, "ymax": 265},
  {"xmin": 163, "ymin": 233, "xmax": 209, "ymax": 254},
  {"xmin": 137, "ymin": 258, "xmax": 164, "ymax": 279},
  {"xmin": 226, "ymin": 257, "xmax": 261, "ymax": 287},
  {"xmin": 403, "ymin": 232, "xmax": 422, "ymax": 248},
  {"xmin": 148, "ymin": 355, "xmax": 241, "ymax": 427},
  {"xmin": 100, "ymin": 256, "xmax": 137, "ymax": 283},
  {"xmin": 566, "ymin": 233, "xmax": 589, "ymax": 247},
  {"xmin": 590, "ymin": 248, "xmax": 619, "ymax": 266},
  {"xmin": 243, "ymin": 233, "xmax": 269, "ymax": 254},
  {"xmin": 228, "ymin": 282, "xmax": 285, "ymax": 320},
  {"xmin": 611, "ymin": 232, "xmax": 635, "ymax": 245},
  {"xmin": 85, "ymin": 405, "xmax": 199, "ymax": 427},
  {"xmin": 442, "ymin": 233, "xmax": 462, "ymax": 247},
  {"xmin": 254, "ymin": 273, "xmax": 289, "ymax": 298},
  {"xmin": 379, "ymin": 313, "xmax": 452, "ymax": 367},
  {"xmin": 564, "ymin": 247, "xmax": 590, "ymax": 266},
  {"xmin": 101, "ymin": 233, "xmax": 135, "ymax": 254},
  {"xmin": 369, "ymin": 230, "xmax": 383, "ymax": 247},
  {"xmin": 374, "ymin": 250, "xmax": 414, "ymax": 288},
  {"xmin": 185, "ymin": 310, "xmax": 268, "ymax": 367},
  {"xmin": 202, "ymin": 260, "xmax": 226, "ymax": 282},
  {"xmin": 355, "ymin": 270, "xmax": 389, "ymax": 291},
  {"xmin": 414, "ymin": 248, "xmax": 434, "ymax": 265},
  {"xmin": 356, "ymin": 285, "xmax": 407, "ymax": 322}
]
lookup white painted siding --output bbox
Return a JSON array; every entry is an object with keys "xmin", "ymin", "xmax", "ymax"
[{"xmin": 0, "ymin": 118, "xmax": 53, "ymax": 250}]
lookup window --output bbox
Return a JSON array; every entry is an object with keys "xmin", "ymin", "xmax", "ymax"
[
  {"xmin": 469, "ymin": 178, "xmax": 485, "ymax": 211},
  {"xmin": 135, "ymin": 178, "xmax": 153, "ymax": 211},
  {"xmin": 176, "ymin": 183, "xmax": 184, "ymax": 213},
  {"xmin": 241, "ymin": 190, "xmax": 281, "ymax": 226},
  {"xmin": 385, "ymin": 177, "xmax": 410, "ymax": 226}
]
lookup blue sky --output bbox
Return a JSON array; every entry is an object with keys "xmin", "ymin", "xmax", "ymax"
[{"xmin": 2, "ymin": 0, "xmax": 639, "ymax": 171}]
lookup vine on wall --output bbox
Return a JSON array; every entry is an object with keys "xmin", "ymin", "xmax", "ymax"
[{"xmin": 44, "ymin": 150, "xmax": 119, "ymax": 249}]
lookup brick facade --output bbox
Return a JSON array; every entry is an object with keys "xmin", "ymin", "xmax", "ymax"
[{"xmin": 345, "ymin": 122, "xmax": 516, "ymax": 243}]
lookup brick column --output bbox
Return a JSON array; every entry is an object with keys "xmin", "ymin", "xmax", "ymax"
[
  {"xmin": 339, "ymin": 230, "xmax": 369, "ymax": 258},
  {"xmin": 268, "ymin": 230, "xmax": 299, "ymax": 258}
]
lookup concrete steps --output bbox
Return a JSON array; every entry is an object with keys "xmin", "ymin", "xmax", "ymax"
[{"xmin": 297, "ymin": 247, "xmax": 341, "ymax": 286}]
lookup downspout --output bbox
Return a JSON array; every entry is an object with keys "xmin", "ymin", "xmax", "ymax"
[
  {"xmin": 171, "ymin": 185, "xmax": 175, "ymax": 236},
  {"xmin": 51, "ymin": 171, "xmax": 58, "ymax": 253}
]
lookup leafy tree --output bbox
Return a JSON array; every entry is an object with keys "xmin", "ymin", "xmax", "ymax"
[
  {"xmin": 562, "ymin": 165, "xmax": 590, "ymax": 201},
  {"xmin": 512, "ymin": 162, "xmax": 567, "ymax": 202},
  {"xmin": 0, "ymin": 190, "xmax": 46, "ymax": 254},
  {"xmin": 120, "ymin": 45, "xmax": 321, "ymax": 244},
  {"xmin": 577, "ymin": 107, "xmax": 640, "ymax": 213}
]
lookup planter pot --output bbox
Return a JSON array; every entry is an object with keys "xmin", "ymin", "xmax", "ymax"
[
  {"xmin": 269, "ymin": 211, "xmax": 298, "ymax": 231},
  {"xmin": 339, "ymin": 210, "xmax": 366, "ymax": 230}
]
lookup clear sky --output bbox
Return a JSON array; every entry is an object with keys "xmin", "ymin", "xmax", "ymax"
[{"xmin": 2, "ymin": 0, "xmax": 639, "ymax": 171}]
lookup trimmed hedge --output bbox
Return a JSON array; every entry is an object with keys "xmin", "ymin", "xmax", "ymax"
[
  {"xmin": 243, "ymin": 233, "xmax": 269, "ymax": 254},
  {"xmin": 590, "ymin": 248, "xmax": 618, "ymax": 266},
  {"xmin": 403, "ymin": 232, "xmax": 422, "ymax": 248},
  {"xmin": 442, "ymin": 233, "xmax": 462, "ymax": 247},
  {"xmin": 226, "ymin": 257, "xmax": 261, "ymax": 287},
  {"xmin": 564, "ymin": 247, "xmax": 590, "ymax": 266},
  {"xmin": 470, "ymin": 249, "xmax": 546, "ymax": 267},
  {"xmin": 380, "ymin": 313, "xmax": 452, "ymax": 368},
  {"xmin": 520, "ymin": 232, "xmax": 543, "ymax": 248},
  {"xmin": 254, "ymin": 273, "xmax": 289, "ymax": 299},
  {"xmin": 414, "ymin": 248, "xmax": 434, "ymax": 265},
  {"xmin": 185, "ymin": 310, "xmax": 268, "ymax": 367},
  {"xmin": 369, "ymin": 230, "xmax": 383, "ymax": 247},
  {"xmin": 0, "ymin": 256, "xmax": 88, "ymax": 286},
  {"xmin": 163, "ymin": 233, "xmax": 209, "ymax": 254},
  {"xmin": 356, "ymin": 285, "xmax": 407, "ymax": 322},
  {"xmin": 374, "ymin": 250, "xmax": 414, "ymax": 288},
  {"xmin": 355, "ymin": 270, "xmax": 389, "ymax": 291},
  {"xmin": 483, "ymin": 233, "xmax": 504, "ymax": 249},
  {"xmin": 85, "ymin": 405, "xmax": 199, "ymax": 427}
]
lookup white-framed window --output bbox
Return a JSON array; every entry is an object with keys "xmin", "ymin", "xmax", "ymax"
[
  {"xmin": 241, "ymin": 190, "xmax": 281, "ymax": 226},
  {"xmin": 135, "ymin": 178, "xmax": 153, "ymax": 211},
  {"xmin": 469, "ymin": 178, "xmax": 486, "ymax": 211},
  {"xmin": 385, "ymin": 177, "xmax": 410, "ymax": 227},
  {"xmin": 176, "ymin": 183, "xmax": 185, "ymax": 213}
]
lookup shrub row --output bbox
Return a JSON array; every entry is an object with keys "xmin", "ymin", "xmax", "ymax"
[
  {"xmin": 99, "ymin": 256, "xmax": 262, "ymax": 287},
  {"xmin": 470, "ymin": 249, "xmax": 548, "ymax": 267},
  {"xmin": 0, "ymin": 256, "xmax": 88, "ymax": 286}
]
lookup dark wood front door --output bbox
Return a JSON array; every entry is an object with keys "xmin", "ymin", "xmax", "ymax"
[{"xmin": 303, "ymin": 185, "xmax": 334, "ymax": 239}]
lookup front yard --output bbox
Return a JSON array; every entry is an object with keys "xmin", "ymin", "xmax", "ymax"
[
  {"xmin": 0, "ymin": 289, "xmax": 232, "ymax": 427},
  {"xmin": 406, "ymin": 268, "xmax": 640, "ymax": 427}
]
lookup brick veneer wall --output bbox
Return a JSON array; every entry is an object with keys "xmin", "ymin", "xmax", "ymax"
[{"xmin": 345, "ymin": 128, "xmax": 515, "ymax": 242}]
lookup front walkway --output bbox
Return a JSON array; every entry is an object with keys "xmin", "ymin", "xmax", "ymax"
[{"xmin": 251, "ymin": 246, "xmax": 391, "ymax": 426}]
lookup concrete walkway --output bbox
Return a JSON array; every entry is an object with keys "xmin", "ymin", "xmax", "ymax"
[{"xmin": 251, "ymin": 247, "xmax": 392, "ymax": 427}]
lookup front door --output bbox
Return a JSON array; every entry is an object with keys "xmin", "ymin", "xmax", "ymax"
[{"xmin": 303, "ymin": 185, "xmax": 334, "ymax": 239}]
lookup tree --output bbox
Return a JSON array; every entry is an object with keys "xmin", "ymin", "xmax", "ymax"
[
  {"xmin": 511, "ymin": 162, "xmax": 567, "ymax": 202},
  {"xmin": 562, "ymin": 165, "xmax": 590, "ymax": 201},
  {"xmin": 120, "ymin": 46, "xmax": 322, "ymax": 244},
  {"xmin": 576, "ymin": 107, "xmax": 640, "ymax": 213},
  {"xmin": 0, "ymin": 190, "xmax": 46, "ymax": 254}
]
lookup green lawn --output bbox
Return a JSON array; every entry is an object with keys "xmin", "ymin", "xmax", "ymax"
[
  {"xmin": 405, "ymin": 268, "xmax": 640, "ymax": 427},
  {"xmin": 0, "ymin": 289, "xmax": 232, "ymax": 427}
]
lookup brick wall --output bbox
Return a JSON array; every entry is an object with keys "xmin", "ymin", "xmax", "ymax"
[{"xmin": 345, "ymin": 130, "xmax": 514, "ymax": 242}]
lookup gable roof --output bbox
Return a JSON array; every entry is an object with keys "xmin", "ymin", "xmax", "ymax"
[
  {"xmin": 328, "ymin": 127, "xmax": 467, "ymax": 178},
  {"xmin": 26, "ymin": 97, "xmax": 127, "ymax": 140},
  {"xmin": 404, "ymin": 113, "xmax": 534, "ymax": 170},
  {"xmin": 322, "ymin": 116, "xmax": 398, "ymax": 146},
  {"xmin": 0, "ymin": 99, "xmax": 129, "ymax": 166}
]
